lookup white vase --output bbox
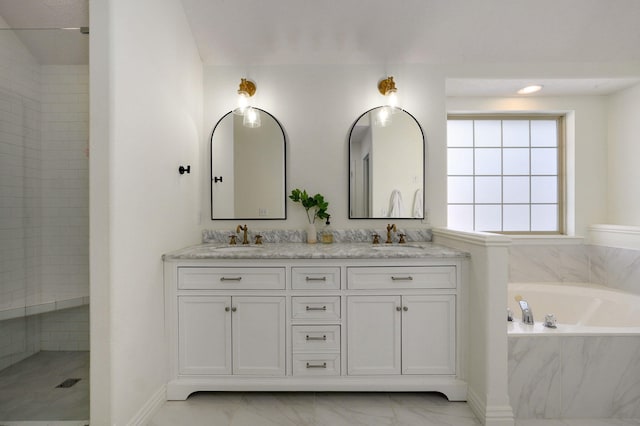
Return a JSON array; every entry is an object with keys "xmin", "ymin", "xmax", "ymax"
[{"xmin": 306, "ymin": 222, "xmax": 317, "ymax": 244}]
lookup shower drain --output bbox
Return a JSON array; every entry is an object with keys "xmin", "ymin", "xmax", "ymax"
[{"xmin": 56, "ymin": 378, "xmax": 81, "ymax": 388}]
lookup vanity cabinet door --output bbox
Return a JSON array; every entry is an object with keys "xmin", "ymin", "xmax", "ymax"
[
  {"xmin": 401, "ymin": 295, "xmax": 456, "ymax": 375},
  {"xmin": 347, "ymin": 295, "xmax": 401, "ymax": 375},
  {"xmin": 178, "ymin": 296, "xmax": 231, "ymax": 375},
  {"xmin": 232, "ymin": 296, "xmax": 286, "ymax": 376}
]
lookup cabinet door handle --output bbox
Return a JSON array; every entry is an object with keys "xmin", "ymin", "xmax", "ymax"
[
  {"xmin": 225, "ymin": 307, "xmax": 230, "ymax": 312},
  {"xmin": 220, "ymin": 277, "xmax": 242, "ymax": 282},
  {"xmin": 305, "ymin": 276, "xmax": 327, "ymax": 281},
  {"xmin": 306, "ymin": 335, "xmax": 327, "ymax": 341},
  {"xmin": 231, "ymin": 306, "xmax": 237, "ymax": 312},
  {"xmin": 391, "ymin": 276, "xmax": 413, "ymax": 281},
  {"xmin": 306, "ymin": 306, "xmax": 327, "ymax": 311},
  {"xmin": 403, "ymin": 306, "xmax": 409, "ymax": 312},
  {"xmin": 396, "ymin": 306, "xmax": 402, "ymax": 312},
  {"xmin": 306, "ymin": 362, "xmax": 327, "ymax": 369}
]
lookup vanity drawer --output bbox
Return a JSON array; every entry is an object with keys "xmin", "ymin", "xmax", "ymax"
[
  {"xmin": 292, "ymin": 325, "xmax": 340, "ymax": 352},
  {"xmin": 292, "ymin": 353, "xmax": 341, "ymax": 376},
  {"xmin": 291, "ymin": 297, "xmax": 341, "ymax": 321},
  {"xmin": 292, "ymin": 267, "xmax": 341, "ymax": 290},
  {"xmin": 347, "ymin": 266, "xmax": 456, "ymax": 290},
  {"xmin": 178, "ymin": 267, "xmax": 285, "ymax": 290}
]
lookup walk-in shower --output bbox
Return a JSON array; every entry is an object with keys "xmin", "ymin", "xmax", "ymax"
[{"xmin": 0, "ymin": 21, "xmax": 89, "ymax": 423}]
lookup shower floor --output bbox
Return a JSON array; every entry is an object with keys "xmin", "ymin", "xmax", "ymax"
[{"xmin": 0, "ymin": 351, "xmax": 89, "ymax": 422}]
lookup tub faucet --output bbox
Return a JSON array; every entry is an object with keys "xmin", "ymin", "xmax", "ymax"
[{"xmin": 515, "ymin": 295, "xmax": 534, "ymax": 325}]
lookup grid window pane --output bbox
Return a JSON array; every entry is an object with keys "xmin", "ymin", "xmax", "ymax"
[
  {"xmin": 531, "ymin": 205, "xmax": 558, "ymax": 231},
  {"xmin": 448, "ymin": 205, "xmax": 473, "ymax": 231},
  {"xmin": 503, "ymin": 148, "xmax": 529, "ymax": 175},
  {"xmin": 531, "ymin": 176, "xmax": 557, "ymax": 203},
  {"xmin": 475, "ymin": 120, "xmax": 501, "ymax": 147},
  {"xmin": 531, "ymin": 120, "xmax": 557, "ymax": 147},
  {"xmin": 503, "ymin": 177, "xmax": 530, "ymax": 203},
  {"xmin": 448, "ymin": 177, "xmax": 474, "ymax": 203},
  {"xmin": 447, "ymin": 116, "xmax": 562, "ymax": 234},
  {"xmin": 503, "ymin": 120, "xmax": 529, "ymax": 147},
  {"xmin": 475, "ymin": 177, "xmax": 501, "ymax": 203},
  {"xmin": 531, "ymin": 148, "xmax": 557, "ymax": 175},
  {"xmin": 475, "ymin": 205, "xmax": 501, "ymax": 231},
  {"xmin": 448, "ymin": 148, "xmax": 474, "ymax": 175},
  {"xmin": 475, "ymin": 148, "xmax": 501, "ymax": 175},
  {"xmin": 504, "ymin": 205, "xmax": 530, "ymax": 231},
  {"xmin": 447, "ymin": 120, "xmax": 474, "ymax": 147}
]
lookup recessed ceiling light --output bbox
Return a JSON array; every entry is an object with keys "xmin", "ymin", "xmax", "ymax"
[{"xmin": 517, "ymin": 85, "xmax": 543, "ymax": 95}]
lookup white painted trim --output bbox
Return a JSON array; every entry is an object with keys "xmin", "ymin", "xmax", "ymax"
[
  {"xmin": 509, "ymin": 235, "xmax": 584, "ymax": 246},
  {"xmin": 466, "ymin": 386, "xmax": 515, "ymax": 426},
  {"xmin": 432, "ymin": 228, "xmax": 512, "ymax": 247},
  {"xmin": 126, "ymin": 384, "xmax": 166, "ymax": 426},
  {"xmin": 589, "ymin": 224, "xmax": 640, "ymax": 250}
]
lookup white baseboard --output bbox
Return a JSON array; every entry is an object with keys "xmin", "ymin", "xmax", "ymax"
[
  {"xmin": 127, "ymin": 384, "xmax": 166, "ymax": 426},
  {"xmin": 467, "ymin": 386, "xmax": 515, "ymax": 426}
]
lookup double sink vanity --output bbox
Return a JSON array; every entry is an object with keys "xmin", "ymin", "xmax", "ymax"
[{"xmin": 163, "ymin": 230, "xmax": 470, "ymax": 401}]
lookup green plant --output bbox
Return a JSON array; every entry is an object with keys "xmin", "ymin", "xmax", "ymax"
[{"xmin": 289, "ymin": 189, "xmax": 330, "ymax": 224}]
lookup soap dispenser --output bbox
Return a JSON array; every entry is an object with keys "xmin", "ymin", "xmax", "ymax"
[{"xmin": 321, "ymin": 215, "xmax": 334, "ymax": 244}]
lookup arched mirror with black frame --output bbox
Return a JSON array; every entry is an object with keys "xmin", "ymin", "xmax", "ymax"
[
  {"xmin": 348, "ymin": 106, "xmax": 425, "ymax": 219},
  {"xmin": 210, "ymin": 108, "xmax": 287, "ymax": 220}
]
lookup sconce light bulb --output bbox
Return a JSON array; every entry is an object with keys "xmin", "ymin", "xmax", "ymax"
[
  {"xmin": 235, "ymin": 92, "xmax": 250, "ymax": 115},
  {"xmin": 386, "ymin": 91, "xmax": 399, "ymax": 110},
  {"xmin": 243, "ymin": 106, "xmax": 261, "ymax": 128}
]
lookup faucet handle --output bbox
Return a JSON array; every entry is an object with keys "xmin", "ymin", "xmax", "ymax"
[
  {"xmin": 254, "ymin": 234, "xmax": 263, "ymax": 245},
  {"xmin": 398, "ymin": 233, "xmax": 406, "ymax": 244},
  {"xmin": 372, "ymin": 233, "xmax": 380, "ymax": 244},
  {"xmin": 228, "ymin": 235, "xmax": 237, "ymax": 245}
]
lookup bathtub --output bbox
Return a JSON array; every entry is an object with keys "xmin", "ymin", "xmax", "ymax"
[
  {"xmin": 507, "ymin": 282, "xmax": 640, "ymax": 419},
  {"xmin": 508, "ymin": 282, "xmax": 640, "ymax": 336}
]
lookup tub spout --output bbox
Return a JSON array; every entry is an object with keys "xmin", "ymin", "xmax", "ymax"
[{"xmin": 515, "ymin": 295, "xmax": 534, "ymax": 325}]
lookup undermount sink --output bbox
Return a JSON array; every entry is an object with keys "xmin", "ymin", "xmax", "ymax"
[
  {"xmin": 213, "ymin": 245, "xmax": 263, "ymax": 252},
  {"xmin": 371, "ymin": 245, "xmax": 423, "ymax": 251}
]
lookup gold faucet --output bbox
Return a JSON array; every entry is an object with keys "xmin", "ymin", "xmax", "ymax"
[
  {"xmin": 385, "ymin": 224, "xmax": 397, "ymax": 244},
  {"xmin": 236, "ymin": 224, "xmax": 249, "ymax": 245}
]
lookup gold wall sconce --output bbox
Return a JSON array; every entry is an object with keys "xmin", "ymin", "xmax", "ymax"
[
  {"xmin": 375, "ymin": 76, "xmax": 401, "ymax": 126},
  {"xmin": 234, "ymin": 78, "xmax": 261, "ymax": 128}
]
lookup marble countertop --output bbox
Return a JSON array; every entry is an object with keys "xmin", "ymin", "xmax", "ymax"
[{"xmin": 163, "ymin": 241, "xmax": 469, "ymax": 260}]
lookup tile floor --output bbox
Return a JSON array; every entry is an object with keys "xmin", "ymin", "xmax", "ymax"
[
  {"xmin": 148, "ymin": 392, "xmax": 640, "ymax": 426},
  {"xmin": 0, "ymin": 351, "xmax": 89, "ymax": 424}
]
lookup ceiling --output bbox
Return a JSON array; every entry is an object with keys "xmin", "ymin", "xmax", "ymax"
[
  {"xmin": 2, "ymin": 0, "xmax": 640, "ymax": 95},
  {"xmin": 0, "ymin": 0, "xmax": 89, "ymax": 65}
]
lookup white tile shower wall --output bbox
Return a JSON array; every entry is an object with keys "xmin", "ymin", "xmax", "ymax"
[
  {"xmin": 589, "ymin": 245, "xmax": 640, "ymax": 295},
  {"xmin": 508, "ymin": 244, "xmax": 590, "ymax": 283},
  {"xmin": 0, "ymin": 25, "xmax": 43, "ymax": 368},
  {"xmin": 40, "ymin": 65, "xmax": 89, "ymax": 303},
  {"xmin": 39, "ymin": 305, "xmax": 89, "ymax": 351},
  {"xmin": 508, "ymin": 336, "xmax": 640, "ymax": 419}
]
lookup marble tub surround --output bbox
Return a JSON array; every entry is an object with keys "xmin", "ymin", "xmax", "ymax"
[
  {"xmin": 508, "ymin": 244, "xmax": 590, "ymax": 283},
  {"xmin": 163, "ymin": 240, "xmax": 466, "ymax": 260},
  {"xmin": 508, "ymin": 336, "xmax": 640, "ymax": 419},
  {"xmin": 588, "ymin": 245, "xmax": 640, "ymax": 296},
  {"xmin": 202, "ymin": 228, "xmax": 433, "ymax": 244}
]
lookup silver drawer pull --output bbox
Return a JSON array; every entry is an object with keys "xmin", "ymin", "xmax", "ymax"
[
  {"xmin": 306, "ymin": 335, "xmax": 327, "ymax": 341},
  {"xmin": 220, "ymin": 277, "xmax": 242, "ymax": 281},
  {"xmin": 305, "ymin": 276, "xmax": 327, "ymax": 281},
  {"xmin": 306, "ymin": 362, "xmax": 327, "ymax": 369},
  {"xmin": 391, "ymin": 276, "xmax": 413, "ymax": 281},
  {"xmin": 306, "ymin": 306, "xmax": 327, "ymax": 311}
]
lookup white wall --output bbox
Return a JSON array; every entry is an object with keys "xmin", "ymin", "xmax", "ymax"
[
  {"xmin": 202, "ymin": 65, "xmax": 446, "ymax": 230},
  {"xmin": 607, "ymin": 82, "xmax": 640, "ymax": 225},
  {"xmin": 90, "ymin": 0, "xmax": 203, "ymax": 424},
  {"xmin": 446, "ymin": 96, "xmax": 608, "ymax": 238}
]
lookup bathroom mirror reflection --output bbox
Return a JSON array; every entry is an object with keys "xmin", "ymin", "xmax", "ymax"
[
  {"xmin": 349, "ymin": 107, "xmax": 425, "ymax": 219},
  {"xmin": 210, "ymin": 109, "xmax": 286, "ymax": 219}
]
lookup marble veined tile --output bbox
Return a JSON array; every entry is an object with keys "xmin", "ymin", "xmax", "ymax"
[
  {"xmin": 508, "ymin": 337, "xmax": 562, "ymax": 418},
  {"xmin": 561, "ymin": 337, "xmax": 640, "ymax": 418},
  {"xmin": 509, "ymin": 245, "xmax": 590, "ymax": 283}
]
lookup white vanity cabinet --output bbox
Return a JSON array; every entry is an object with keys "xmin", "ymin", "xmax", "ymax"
[{"xmin": 164, "ymin": 247, "xmax": 468, "ymax": 401}]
